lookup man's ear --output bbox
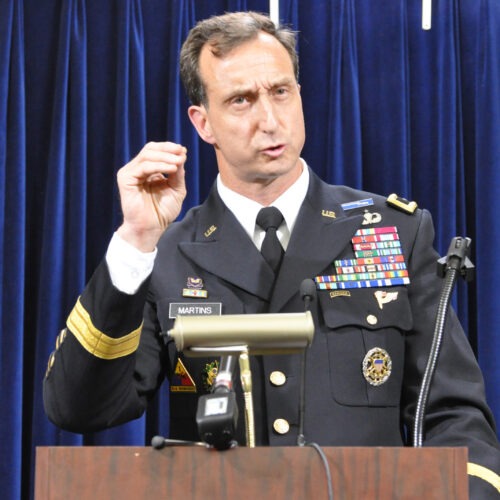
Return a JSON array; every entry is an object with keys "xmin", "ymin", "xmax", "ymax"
[{"xmin": 188, "ymin": 105, "xmax": 216, "ymax": 145}]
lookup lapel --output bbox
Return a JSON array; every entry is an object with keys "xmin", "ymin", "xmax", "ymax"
[
  {"xmin": 178, "ymin": 187, "xmax": 276, "ymax": 301},
  {"xmin": 270, "ymin": 172, "xmax": 364, "ymax": 311},
  {"xmin": 178, "ymin": 172, "xmax": 364, "ymax": 308}
]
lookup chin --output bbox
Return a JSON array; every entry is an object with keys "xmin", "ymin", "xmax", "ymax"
[{"xmin": 254, "ymin": 164, "xmax": 299, "ymax": 184}]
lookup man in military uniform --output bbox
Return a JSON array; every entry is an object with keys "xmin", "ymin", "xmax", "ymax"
[{"xmin": 43, "ymin": 11, "xmax": 500, "ymax": 497}]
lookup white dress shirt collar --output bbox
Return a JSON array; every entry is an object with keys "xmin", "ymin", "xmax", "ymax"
[{"xmin": 216, "ymin": 159, "xmax": 310, "ymax": 250}]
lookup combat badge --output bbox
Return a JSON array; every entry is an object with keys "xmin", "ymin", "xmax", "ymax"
[
  {"xmin": 362, "ymin": 347, "xmax": 392, "ymax": 386},
  {"xmin": 202, "ymin": 359, "xmax": 219, "ymax": 392},
  {"xmin": 341, "ymin": 198, "xmax": 374, "ymax": 211}
]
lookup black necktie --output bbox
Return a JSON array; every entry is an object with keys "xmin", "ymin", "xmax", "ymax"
[{"xmin": 256, "ymin": 206, "xmax": 285, "ymax": 274}]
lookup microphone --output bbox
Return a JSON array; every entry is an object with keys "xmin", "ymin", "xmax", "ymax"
[
  {"xmin": 151, "ymin": 435, "xmax": 206, "ymax": 449},
  {"xmin": 297, "ymin": 279, "xmax": 317, "ymax": 446},
  {"xmin": 167, "ymin": 299, "xmax": 316, "ymax": 449},
  {"xmin": 213, "ymin": 355, "xmax": 237, "ymax": 393},
  {"xmin": 300, "ymin": 278, "xmax": 317, "ymax": 311},
  {"xmin": 437, "ymin": 236, "xmax": 474, "ymax": 281},
  {"xmin": 196, "ymin": 355, "xmax": 239, "ymax": 450}
]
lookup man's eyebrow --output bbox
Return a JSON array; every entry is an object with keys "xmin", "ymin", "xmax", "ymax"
[
  {"xmin": 224, "ymin": 85, "xmax": 256, "ymax": 99},
  {"xmin": 267, "ymin": 77, "xmax": 296, "ymax": 89},
  {"xmin": 223, "ymin": 78, "xmax": 296, "ymax": 100}
]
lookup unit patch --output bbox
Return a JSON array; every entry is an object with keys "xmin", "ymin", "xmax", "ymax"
[{"xmin": 170, "ymin": 358, "xmax": 197, "ymax": 393}]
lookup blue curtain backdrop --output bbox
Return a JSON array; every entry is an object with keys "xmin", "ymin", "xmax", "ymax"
[{"xmin": 1, "ymin": 0, "xmax": 499, "ymax": 498}]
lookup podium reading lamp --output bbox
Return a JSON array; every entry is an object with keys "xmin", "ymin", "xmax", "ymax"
[{"xmin": 168, "ymin": 312, "xmax": 315, "ymax": 450}]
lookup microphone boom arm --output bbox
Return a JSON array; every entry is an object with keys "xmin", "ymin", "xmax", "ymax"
[{"xmin": 413, "ymin": 237, "xmax": 475, "ymax": 447}]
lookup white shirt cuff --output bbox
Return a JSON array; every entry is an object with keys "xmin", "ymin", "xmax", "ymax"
[{"xmin": 105, "ymin": 232, "xmax": 157, "ymax": 294}]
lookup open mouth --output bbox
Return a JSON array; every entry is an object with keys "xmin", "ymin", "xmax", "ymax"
[{"xmin": 262, "ymin": 144, "xmax": 285, "ymax": 157}]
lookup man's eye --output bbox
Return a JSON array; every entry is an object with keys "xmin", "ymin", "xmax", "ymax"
[
  {"xmin": 232, "ymin": 96, "xmax": 247, "ymax": 105},
  {"xmin": 273, "ymin": 87, "xmax": 289, "ymax": 98}
]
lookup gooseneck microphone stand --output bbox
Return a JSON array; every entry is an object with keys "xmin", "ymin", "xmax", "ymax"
[{"xmin": 413, "ymin": 236, "xmax": 475, "ymax": 447}]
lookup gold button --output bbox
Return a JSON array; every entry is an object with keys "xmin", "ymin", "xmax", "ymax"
[
  {"xmin": 273, "ymin": 418, "xmax": 290, "ymax": 435},
  {"xmin": 366, "ymin": 314, "xmax": 378, "ymax": 325},
  {"xmin": 269, "ymin": 371, "xmax": 287, "ymax": 386}
]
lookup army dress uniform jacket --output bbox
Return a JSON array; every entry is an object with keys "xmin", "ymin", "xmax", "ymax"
[{"xmin": 44, "ymin": 169, "xmax": 500, "ymax": 497}]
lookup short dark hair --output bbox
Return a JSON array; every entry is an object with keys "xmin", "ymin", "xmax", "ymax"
[{"xmin": 179, "ymin": 11, "xmax": 299, "ymax": 106}]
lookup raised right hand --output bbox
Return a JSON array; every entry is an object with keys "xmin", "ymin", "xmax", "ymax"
[{"xmin": 116, "ymin": 141, "xmax": 187, "ymax": 252}]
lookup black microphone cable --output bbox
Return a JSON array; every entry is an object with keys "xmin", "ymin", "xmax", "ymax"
[{"xmin": 298, "ymin": 279, "xmax": 333, "ymax": 500}]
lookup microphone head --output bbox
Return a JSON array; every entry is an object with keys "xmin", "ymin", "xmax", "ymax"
[
  {"xmin": 300, "ymin": 278, "xmax": 317, "ymax": 302},
  {"xmin": 151, "ymin": 435, "xmax": 166, "ymax": 449}
]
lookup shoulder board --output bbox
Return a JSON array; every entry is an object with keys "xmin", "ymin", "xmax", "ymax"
[{"xmin": 386, "ymin": 193, "xmax": 418, "ymax": 214}]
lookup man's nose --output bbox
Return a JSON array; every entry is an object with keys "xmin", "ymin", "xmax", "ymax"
[{"xmin": 257, "ymin": 97, "xmax": 278, "ymax": 132}]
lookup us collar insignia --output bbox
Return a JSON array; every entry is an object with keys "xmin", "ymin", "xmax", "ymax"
[
  {"xmin": 362, "ymin": 347, "xmax": 392, "ymax": 386},
  {"xmin": 182, "ymin": 277, "xmax": 208, "ymax": 298},
  {"xmin": 170, "ymin": 358, "xmax": 197, "ymax": 393},
  {"xmin": 204, "ymin": 225, "xmax": 217, "ymax": 238},
  {"xmin": 315, "ymin": 226, "xmax": 410, "ymax": 290},
  {"xmin": 321, "ymin": 209, "xmax": 336, "ymax": 219},
  {"xmin": 202, "ymin": 359, "xmax": 219, "ymax": 392}
]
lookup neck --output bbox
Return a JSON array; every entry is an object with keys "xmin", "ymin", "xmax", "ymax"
[{"xmin": 219, "ymin": 162, "xmax": 303, "ymax": 206}]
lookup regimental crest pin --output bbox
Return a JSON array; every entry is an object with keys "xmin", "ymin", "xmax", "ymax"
[
  {"xmin": 362, "ymin": 347, "xmax": 392, "ymax": 386},
  {"xmin": 187, "ymin": 277, "xmax": 203, "ymax": 289},
  {"xmin": 183, "ymin": 277, "xmax": 208, "ymax": 298}
]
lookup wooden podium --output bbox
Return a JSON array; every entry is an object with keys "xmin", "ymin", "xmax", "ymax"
[{"xmin": 35, "ymin": 446, "xmax": 468, "ymax": 499}]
